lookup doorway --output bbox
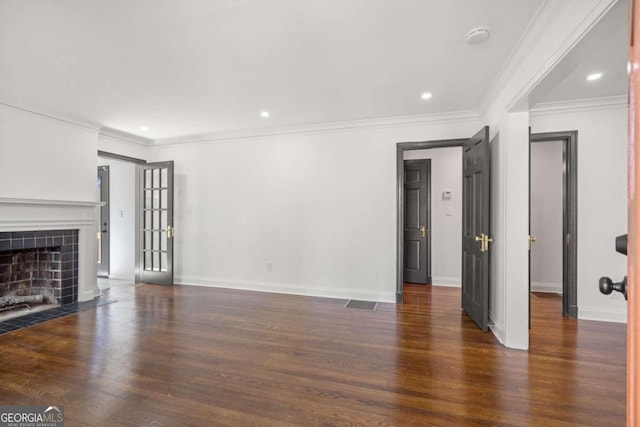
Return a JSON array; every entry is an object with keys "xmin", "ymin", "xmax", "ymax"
[
  {"xmin": 397, "ymin": 127, "xmax": 491, "ymax": 331},
  {"xmin": 97, "ymin": 165, "xmax": 110, "ymax": 278},
  {"xmin": 529, "ymin": 131, "xmax": 578, "ymax": 318}
]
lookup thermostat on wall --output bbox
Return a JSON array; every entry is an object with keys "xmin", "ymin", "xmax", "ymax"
[{"xmin": 442, "ymin": 190, "xmax": 453, "ymax": 200}]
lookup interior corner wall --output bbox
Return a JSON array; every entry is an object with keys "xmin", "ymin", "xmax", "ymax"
[
  {"xmin": 97, "ymin": 157, "xmax": 136, "ymax": 282},
  {"xmin": 0, "ymin": 104, "xmax": 98, "ymax": 201},
  {"xmin": 531, "ymin": 105, "xmax": 628, "ymax": 323},
  {"xmin": 149, "ymin": 119, "xmax": 481, "ymax": 302},
  {"xmin": 530, "ymin": 140, "xmax": 563, "ymax": 292},
  {"xmin": 403, "ymin": 146, "xmax": 462, "ymax": 286}
]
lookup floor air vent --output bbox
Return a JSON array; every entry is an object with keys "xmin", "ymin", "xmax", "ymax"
[{"xmin": 344, "ymin": 300, "xmax": 378, "ymax": 311}]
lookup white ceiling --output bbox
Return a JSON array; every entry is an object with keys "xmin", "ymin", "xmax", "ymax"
[{"xmin": 0, "ymin": 0, "xmax": 545, "ymax": 140}]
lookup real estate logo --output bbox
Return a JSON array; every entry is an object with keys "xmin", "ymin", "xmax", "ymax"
[{"xmin": 0, "ymin": 405, "xmax": 64, "ymax": 427}]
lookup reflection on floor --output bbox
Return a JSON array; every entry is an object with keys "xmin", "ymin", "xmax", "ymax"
[
  {"xmin": 0, "ymin": 282, "xmax": 626, "ymax": 425},
  {"xmin": 98, "ymin": 277, "xmax": 136, "ymax": 290}
]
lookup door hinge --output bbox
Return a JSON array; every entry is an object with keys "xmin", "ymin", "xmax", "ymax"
[{"xmin": 566, "ymin": 234, "xmax": 571, "ymax": 245}]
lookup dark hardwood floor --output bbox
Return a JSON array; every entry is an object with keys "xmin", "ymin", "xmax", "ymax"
[{"xmin": 0, "ymin": 283, "xmax": 626, "ymax": 426}]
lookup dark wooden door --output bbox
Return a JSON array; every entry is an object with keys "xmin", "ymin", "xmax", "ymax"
[
  {"xmin": 403, "ymin": 159, "xmax": 431, "ymax": 284},
  {"xmin": 97, "ymin": 166, "xmax": 110, "ymax": 278},
  {"xmin": 461, "ymin": 127, "xmax": 491, "ymax": 331},
  {"xmin": 141, "ymin": 161, "xmax": 174, "ymax": 285}
]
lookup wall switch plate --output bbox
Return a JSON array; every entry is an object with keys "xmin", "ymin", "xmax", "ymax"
[{"xmin": 446, "ymin": 207, "xmax": 453, "ymax": 216}]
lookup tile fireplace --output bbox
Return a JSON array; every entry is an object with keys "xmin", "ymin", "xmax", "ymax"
[{"xmin": 0, "ymin": 230, "xmax": 78, "ymax": 321}]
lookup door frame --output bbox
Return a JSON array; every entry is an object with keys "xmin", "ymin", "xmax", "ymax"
[
  {"xmin": 97, "ymin": 150, "xmax": 147, "ymax": 283},
  {"xmin": 97, "ymin": 165, "xmax": 110, "ymax": 278},
  {"xmin": 396, "ymin": 138, "xmax": 466, "ymax": 302},
  {"xmin": 403, "ymin": 159, "xmax": 432, "ymax": 284},
  {"xmin": 529, "ymin": 131, "xmax": 578, "ymax": 318}
]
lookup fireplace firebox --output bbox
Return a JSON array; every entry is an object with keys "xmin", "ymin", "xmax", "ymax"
[{"xmin": 0, "ymin": 230, "xmax": 78, "ymax": 321}]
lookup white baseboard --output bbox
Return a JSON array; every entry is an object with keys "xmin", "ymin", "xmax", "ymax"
[
  {"xmin": 174, "ymin": 275, "xmax": 397, "ymax": 303},
  {"xmin": 531, "ymin": 282, "xmax": 562, "ymax": 293},
  {"xmin": 579, "ymin": 306, "xmax": 627, "ymax": 323},
  {"xmin": 431, "ymin": 276, "xmax": 461, "ymax": 287}
]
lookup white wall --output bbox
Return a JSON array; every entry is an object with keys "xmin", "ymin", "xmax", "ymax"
[
  {"xmin": 403, "ymin": 147, "xmax": 462, "ymax": 286},
  {"xmin": 97, "ymin": 157, "xmax": 136, "ymax": 282},
  {"xmin": 150, "ymin": 119, "xmax": 481, "ymax": 302},
  {"xmin": 0, "ymin": 104, "xmax": 101, "ymax": 301},
  {"xmin": 531, "ymin": 104, "xmax": 628, "ymax": 322},
  {"xmin": 530, "ymin": 140, "xmax": 563, "ymax": 292},
  {"xmin": 0, "ymin": 104, "xmax": 97, "ymax": 201}
]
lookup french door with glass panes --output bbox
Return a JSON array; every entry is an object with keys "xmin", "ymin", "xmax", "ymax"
[{"xmin": 140, "ymin": 161, "xmax": 174, "ymax": 285}]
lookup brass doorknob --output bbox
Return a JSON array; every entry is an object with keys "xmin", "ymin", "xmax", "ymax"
[
  {"xmin": 420, "ymin": 226, "xmax": 426, "ymax": 238},
  {"xmin": 528, "ymin": 235, "xmax": 537, "ymax": 251}
]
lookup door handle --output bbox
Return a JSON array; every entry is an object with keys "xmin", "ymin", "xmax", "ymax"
[
  {"xmin": 420, "ymin": 226, "xmax": 426, "ymax": 238},
  {"xmin": 599, "ymin": 234, "xmax": 628, "ymax": 300},
  {"xmin": 528, "ymin": 235, "xmax": 537, "ymax": 251},
  {"xmin": 166, "ymin": 225, "xmax": 174, "ymax": 238},
  {"xmin": 600, "ymin": 276, "xmax": 627, "ymax": 300},
  {"xmin": 475, "ymin": 233, "xmax": 493, "ymax": 252}
]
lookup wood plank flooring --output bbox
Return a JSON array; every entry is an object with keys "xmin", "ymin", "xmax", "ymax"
[{"xmin": 0, "ymin": 283, "xmax": 626, "ymax": 426}]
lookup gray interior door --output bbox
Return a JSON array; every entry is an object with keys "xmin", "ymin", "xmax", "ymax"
[
  {"xmin": 461, "ymin": 126, "xmax": 491, "ymax": 331},
  {"xmin": 97, "ymin": 166, "xmax": 110, "ymax": 278},
  {"xmin": 403, "ymin": 159, "xmax": 431, "ymax": 284},
  {"xmin": 141, "ymin": 161, "xmax": 174, "ymax": 285}
]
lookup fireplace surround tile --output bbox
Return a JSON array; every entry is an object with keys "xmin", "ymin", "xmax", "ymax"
[{"xmin": 0, "ymin": 229, "xmax": 79, "ymax": 322}]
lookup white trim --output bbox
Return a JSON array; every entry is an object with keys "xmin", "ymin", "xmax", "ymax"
[
  {"xmin": 154, "ymin": 110, "xmax": 480, "ymax": 146},
  {"xmin": 578, "ymin": 306, "xmax": 627, "ymax": 323},
  {"xmin": 531, "ymin": 282, "xmax": 562, "ymax": 293},
  {"xmin": 478, "ymin": 0, "xmax": 547, "ymax": 114},
  {"xmin": 431, "ymin": 276, "xmax": 461, "ymax": 287},
  {"xmin": 99, "ymin": 127, "xmax": 153, "ymax": 147},
  {"xmin": 0, "ymin": 101, "xmax": 101, "ymax": 134},
  {"xmin": 530, "ymin": 96, "xmax": 627, "ymax": 115},
  {"xmin": 174, "ymin": 275, "xmax": 396, "ymax": 303},
  {"xmin": 0, "ymin": 198, "xmax": 101, "ymax": 207}
]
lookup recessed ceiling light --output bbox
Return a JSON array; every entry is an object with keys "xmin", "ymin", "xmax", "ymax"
[
  {"xmin": 421, "ymin": 92, "xmax": 433, "ymax": 100},
  {"xmin": 140, "ymin": 125, "xmax": 149, "ymax": 131},
  {"xmin": 260, "ymin": 111, "xmax": 270, "ymax": 118},
  {"xmin": 586, "ymin": 73, "xmax": 603, "ymax": 81}
]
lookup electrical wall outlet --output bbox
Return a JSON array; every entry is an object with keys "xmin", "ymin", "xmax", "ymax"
[{"xmin": 267, "ymin": 262, "xmax": 273, "ymax": 272}]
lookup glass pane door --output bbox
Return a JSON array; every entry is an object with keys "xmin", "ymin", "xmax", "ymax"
[{"xmin": 140, "ymin": 161, "xmax": 174, "ymax": 285}]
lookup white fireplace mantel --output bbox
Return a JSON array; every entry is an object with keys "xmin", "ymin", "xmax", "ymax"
[{"xmin": 0, "ymin": 197, "xmax": 102, "ymax": 302}]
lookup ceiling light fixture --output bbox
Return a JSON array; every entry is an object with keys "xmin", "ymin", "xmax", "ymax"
[
  {"xmin": 140, "ymin": 125, "xmax": 149, "ymax": 131},
  {"xmin": 260, "ymin": 111, "xmax": 270, "ymax": 118},
  {"xmin": 586, "ymin": 72, "xmax": 603, "ymax": 81},
  {"xmin": 466, "ymin": 28, "xmax": 490, "ymax": 45},
  {"xmin": 421, "ymin": 92, "xmax": 433, "ymax": 100}
]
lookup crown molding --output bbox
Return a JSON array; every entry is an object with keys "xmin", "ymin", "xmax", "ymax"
[
  {"xmin": 530, "ymin": 95, "xmax": 627, "ymax": 115},
  {"xmin": 478, "ymin": 0, "xmax": 618, "ymax": 117},
  {"xmin": 98, "ymin": 127, "xmax": 153, "ymax": 147},
  {"xmin": 0, "ymin": 100, "xmax": 101, "ymax": 134},
  {"xmin": 153, "ymin": 110, "xmax": 480, "ymax": 147}
]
